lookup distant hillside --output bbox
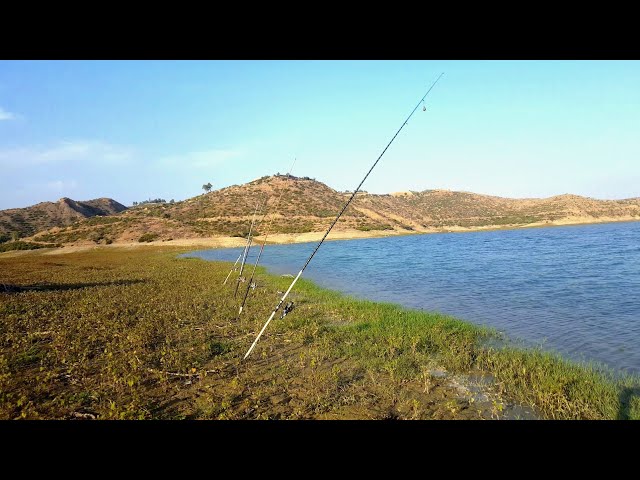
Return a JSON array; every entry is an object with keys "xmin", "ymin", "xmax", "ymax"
[
  {"xmin": 0, "ymin": 197, "xmax": 127, "ymax": 241},
  {"xmin": 19, "ymin": 175, "xmax": 640, "ymax": 246},
  {"xmin": 356, "ymin": 190, "xmax": 640, "ymax": 229}
]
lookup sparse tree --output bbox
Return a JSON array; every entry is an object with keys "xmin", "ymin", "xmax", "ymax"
[{"xmin": 202, "ymin": 182, "xmax": 213, "ymax": 194}]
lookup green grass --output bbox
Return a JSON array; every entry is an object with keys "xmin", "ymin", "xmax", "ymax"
[
  {"xmin": 0, "ymin": 246, "xmax": 638, "ymax": 420},
  {"xmin": 0, "ymin": 241, "xmax": 60, "ymax": 252},
  {"xmin": 279, "ymin": 277, "xmax": 639, "ymax": 419},
  {"xmin": 138, "ymin": 232, "xmax": 160, "ymax": 243}
]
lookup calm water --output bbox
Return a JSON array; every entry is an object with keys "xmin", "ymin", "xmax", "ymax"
[{"xmin": 184, "ymin": 221, "xmax": 640, "ymax": 375}]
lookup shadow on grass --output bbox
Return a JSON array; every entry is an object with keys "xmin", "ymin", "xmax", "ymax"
[
  {"xmin": 0, "ymin": 279, "xmax": 145, "ymax": 293},
  {"xmin": 618, "ymin": 386, "xmax": 640, "ymax": 420}
]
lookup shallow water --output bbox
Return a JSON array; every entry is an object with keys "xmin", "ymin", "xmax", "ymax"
[{"xmin": 184, "ymin": 221, "xmax": 640, "ymax": 375}]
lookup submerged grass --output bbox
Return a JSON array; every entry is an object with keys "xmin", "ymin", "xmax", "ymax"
[{"xmin": 0, "ymin": 246, "xmax": 638, "ymax": 420}]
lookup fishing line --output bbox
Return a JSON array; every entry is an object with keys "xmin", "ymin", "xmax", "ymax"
[
  {"xmin": 222, "ymin": 252, "xmax": 243, "ymax": 285},
  {"xmin": 233, "ymin": 197, "xmax": 268, "ymax": 299},
  {"xmin": 243, "ymin": 72, "xmax": 444, "ymax": 360},
  {"xmin": 238, "ymin": 158, "xmax": 298, "ymax": 315},
  {"xmin": 223, "ymin": 200, "xmax": 260, "ymax": 286},
  {"xmin": 223, "ymin": 199, "xmax": 261, "ymax": 287}
]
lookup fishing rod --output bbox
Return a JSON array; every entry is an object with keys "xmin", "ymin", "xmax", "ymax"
[
  {"xmin": 233, "ymin": 197, "xmax": 268, "ymax": 299},
  {"xmin": 238, "ymin": 158, "xmax": 298, "ymax": 315},
  {"xmin": 243, "ymin": 73, "xmax": 445, "ymax": 360},
  {"xmin": 223, "ymin": 200, "xmax": 260, "ymax": 287},
  {"xmin": 222, "ymin": 252, "xmax": 243, "ymax": 285}
]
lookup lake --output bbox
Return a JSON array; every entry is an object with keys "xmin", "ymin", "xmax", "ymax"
[{"xmin": 183, "ymin": 221, "xmax": 640, "ymax": 375}]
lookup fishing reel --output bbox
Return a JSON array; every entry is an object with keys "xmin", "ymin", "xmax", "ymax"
[{"xmin": 279, "ymin": 301, "xmax": 295, "ymax": 320}]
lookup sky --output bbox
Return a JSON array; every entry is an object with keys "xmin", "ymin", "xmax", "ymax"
[{"xmin": 0, "ymin": 60, "xmax": 638, "ymax": 210}]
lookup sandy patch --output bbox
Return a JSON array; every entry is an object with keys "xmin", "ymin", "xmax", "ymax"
[
  {"xmin": 5, "ymin": 216, "xmax": 639, "ymax": 258},
  {"xmin": 259, "ymin": 228, "xmax": 407, "ymax": 245}
]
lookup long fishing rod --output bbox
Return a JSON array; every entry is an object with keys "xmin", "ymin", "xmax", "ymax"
[
  {"xmin": 238, "ymin": 158, "xmax": 298, "ymax": 315},
  {"xmin": 233, "ymin": 197, "xmax": 268, "ymax": 299},
  {"xmin": 223, "ymin": 200, "xmax": 260, "ymax": 287},
  {"xmin": 243, "ymin": 73, "xmax": 444, "ymax": 360},
  {"xmin": 222, "ymin": 252, "xmax": 243, "ymax": 285}
]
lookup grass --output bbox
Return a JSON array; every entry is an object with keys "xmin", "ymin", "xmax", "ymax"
[
  {"xmin": 138, "ymin": 232, "xmax": 160, "ymax": 243},
  {"xmin": 0, "ymin": 241, "xmax": 60, "ymax": 252},
  {"xmin": 0, "ymin": 246, "xmax": 638, "ymax": 420}
]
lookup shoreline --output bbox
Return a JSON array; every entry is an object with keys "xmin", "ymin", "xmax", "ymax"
[
  {"xmin": 2, "ymin": 245, "xmax": 638, "ymax": 419},
  {"xmin": 8, "ymin": 216, "xmax": 638, "ymax": 256}
]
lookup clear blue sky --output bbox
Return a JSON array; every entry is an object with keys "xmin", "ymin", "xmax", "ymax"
[{"xmin": 0, "ymin": 60, "xmax": 638, "ymax": 209}]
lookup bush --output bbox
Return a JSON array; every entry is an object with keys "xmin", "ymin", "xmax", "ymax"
[
  {"xmin": 134, "ymin": 198, "xmax": 166, "ymax": 206},
  {"xmin": 0, "ymin": 241, "xmax": 59, "ymax": 252},
  {"xmin": 89, "ymin": 232, "xmax": 105, "ymax": 243},
  {"xmin": 138, "ymin": 233, "xmax": 160, "ymax": 243},
  {"xmin": 232, "ymin": 230, "xmax": 260, "ymax": 238}
]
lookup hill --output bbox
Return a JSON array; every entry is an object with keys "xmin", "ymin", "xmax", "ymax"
[
  {"xmin": 0, "ymin": 197, "xmax": 127, "ymax": 242},
  {"xmin": 13, "ymin": 175, "xmax": 640, "ymax": 246}
]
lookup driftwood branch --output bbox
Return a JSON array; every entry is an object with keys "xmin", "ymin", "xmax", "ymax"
[
  {"xmin": 31, "ymin": 331, "xmax": 53, "ymax": 336},
  {"xmin": 147, "ymin": 367, "xmax": 220, "ymax": 378},
  {"xmin": 71, "ymin": 412, "xmax": 96, "ymax": 420}
]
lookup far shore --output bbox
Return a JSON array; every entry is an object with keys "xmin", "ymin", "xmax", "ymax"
[{"xmin": 3, "ymin": 215, "xmax": 639, "ymax": 258}]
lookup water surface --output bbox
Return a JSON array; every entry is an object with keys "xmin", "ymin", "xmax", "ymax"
[{"xmin": 184, "ymin": 221, "xmax": 640, "ymax": 375}]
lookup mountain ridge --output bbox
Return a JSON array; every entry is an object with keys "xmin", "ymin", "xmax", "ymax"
[
  {"xmin": 0, "ymin": 197, "xmax": 127, "ymax": 240},
  {"xmin": 3, "ymin": 175, "xmax": 639, "ymax": 246}
]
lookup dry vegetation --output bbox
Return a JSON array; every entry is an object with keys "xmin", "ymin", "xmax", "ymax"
[
  {"xmin": 1, "ymin": 246, "xmax": 638, "ymax": 420},
  {"xmin": 0, "ymin": 197, "xmax": 127, "ymax": 240},
  {"xmin": 4, "ymin": 175, "xmax": 640, "ymax": 248}
]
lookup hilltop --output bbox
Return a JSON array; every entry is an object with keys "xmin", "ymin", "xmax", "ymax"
[
  {"xmin": 0, "ymin": 197, "xmax": 127, "ymax": 242},
  {"xmin": 7, "ymin": 174, "xmax": 640, "ymax": 247}
]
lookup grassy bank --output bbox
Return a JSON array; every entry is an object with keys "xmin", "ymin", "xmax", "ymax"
[
  {"xmin": 0, "ymin": 246, "xmax": 638, "ymax": 419},
  {"xmin": 0, "ymin": 241, "xmax": 60, "ymax": 253}
]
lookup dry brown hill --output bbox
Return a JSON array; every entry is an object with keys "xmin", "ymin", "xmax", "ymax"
[
  {"xmin": 356, "ymin": 190, "xmax": 640, "ymax": 229},
  {"xmin": 0, "ymin": 197, "xmax": 127, "ymax": 241},
  {"xmin": 20, "ymin": 175, "xmax": 640, "ymax": 246}
]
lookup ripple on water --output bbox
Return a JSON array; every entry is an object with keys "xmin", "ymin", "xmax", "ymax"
[{"xmin": 184, "ymin": 221, "xmax": 640, "ymax": 374}]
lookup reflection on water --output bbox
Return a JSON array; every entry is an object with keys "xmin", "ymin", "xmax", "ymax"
[{"xmin": 184, "ymin": 221, "xmax": 640, "ymax": 375}]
